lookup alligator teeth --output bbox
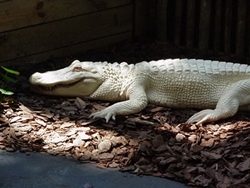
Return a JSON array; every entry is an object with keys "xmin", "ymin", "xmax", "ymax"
[{"xmin": 36, "ymin": 81, "xmax": 80, "ymax": 91}]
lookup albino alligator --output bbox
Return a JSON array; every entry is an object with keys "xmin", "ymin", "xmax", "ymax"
[{"xmin": 29, "ymin": 59, "xmax": 250, "ymax": 124}]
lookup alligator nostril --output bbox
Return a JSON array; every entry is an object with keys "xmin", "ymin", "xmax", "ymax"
[
  {"xmin": 29, "ymin": 72, "xmax": 43, "ymax": 83},
  {"xmin": 33, "ymin": 72, "xmax": 43, "ymax": 79}
]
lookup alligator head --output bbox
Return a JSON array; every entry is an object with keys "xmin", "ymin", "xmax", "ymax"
[{"xmin": 29, "ymin": 60, "xmax": 104, "ymax": 97}]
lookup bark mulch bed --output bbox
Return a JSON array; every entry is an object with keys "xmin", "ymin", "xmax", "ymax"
[{"xmin": 0, "ymin": 40, "xmax": 250, "ymax": 187}]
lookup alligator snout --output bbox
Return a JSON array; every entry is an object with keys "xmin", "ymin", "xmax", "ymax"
[{"xmin": 29, "ymin": 72, "xmax": 42, "ymax": 84}]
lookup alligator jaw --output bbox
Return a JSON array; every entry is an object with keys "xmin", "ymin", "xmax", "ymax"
[
  {"xmin": 29, "ymin": 78, "xmax": 90, "ymax": 97},
  {"xmin": 32, "ymin": 79, "xmax": 83, "ymax": 92}
]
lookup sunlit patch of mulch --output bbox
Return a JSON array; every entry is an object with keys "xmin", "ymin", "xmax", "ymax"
[{"xmin": 0, "ymin": 92, "xmax": 249, "ymax": 188}]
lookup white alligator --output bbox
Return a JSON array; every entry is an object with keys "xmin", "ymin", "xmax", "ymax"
[{"xmin": 29, "ymin": 59, "xmax": 250, "ymax": 124}]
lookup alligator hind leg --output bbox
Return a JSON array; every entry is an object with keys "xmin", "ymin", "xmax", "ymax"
[{"xmin": 187, "ymin": 80, "xmax": 250, "ymax": 124}]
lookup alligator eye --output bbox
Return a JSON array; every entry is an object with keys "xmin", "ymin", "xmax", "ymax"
[{"xmin": 73, "ymin": 66, "xmax": 82, "ymax": 72}]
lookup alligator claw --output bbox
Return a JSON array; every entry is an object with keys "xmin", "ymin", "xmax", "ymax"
[
  {"xmin": 90, "ymin": 109, "xmax": 116, "ymax": 123},
  {"xmin": 186, "ymin": 109, "xmax": 218, "ymax": 124}
]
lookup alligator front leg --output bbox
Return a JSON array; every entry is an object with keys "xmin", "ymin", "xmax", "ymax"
[
  {"xmin": 187, "ymin": 80, "xmax": 250, "ymax": 124},
  {"xmin": 90, "ymin": 87, "xmax": 148, "ymax": 122}
]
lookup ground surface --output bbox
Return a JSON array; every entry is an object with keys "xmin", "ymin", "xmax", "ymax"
[
  {"xmin": 0, "ymin": 39, "xmax": 250, "ymax": 187},
  {"xmin": 0, "ymin": 150, "xmax": 186, "ymax": 188}
]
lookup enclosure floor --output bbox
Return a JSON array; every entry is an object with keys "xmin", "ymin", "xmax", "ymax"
[{"xmin": 0, "ymin": 150, "xmax": 187, "ymax": 188}]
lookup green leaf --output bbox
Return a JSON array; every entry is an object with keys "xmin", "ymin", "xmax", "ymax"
[
  {"xmin": 0, "ymin": 88, "xmax": 14, "ymax": 95},
  {"xmin": 1, "ymin": 66, "xmax": 20, "ymax": 75},
  {"xmin": 0, "ymin": 73, "xmax": 17, "ymax": 83}
]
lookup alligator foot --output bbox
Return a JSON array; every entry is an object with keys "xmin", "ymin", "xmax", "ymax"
[
  {"xmin": 186, "ymin": 109, "xmax": 224, "ymax": 124},
  {"xmin": 90, "ymin": 108, "xmax": 116, "ymax": 123}
]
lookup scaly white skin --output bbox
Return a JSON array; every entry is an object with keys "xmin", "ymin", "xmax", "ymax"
[{"xmin": 29, "ymin": 59, "xmax": 250, "ymax": 124}]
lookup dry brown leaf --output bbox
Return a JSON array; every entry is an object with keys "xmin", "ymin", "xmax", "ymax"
[
  {"xmin": 233, "ymin": 173, "xmax": 250, "ymax": 185},
  {"xmin": 40, "ymin": 109, "xmax": 54, "ymax": 118},
  {"xmin": 200, "ymin": 138, "xmax": 214, "ymax": 147},
  {"xmin": 158, "ymin": 157, "xmax": 177, "ymax": 165},
  {"xmin": 98, "ymin": 140, "xmax": 112, "ymax": 153},
  {"xmin": 152, "ymin": 135, "xmax": 164, "ymax": 148},
  {"xmin": 19, "ymin": 104, "xmax": 32, "ymax": 114},
  {"xmin": 44, "ymin": 132, "xmax": 68, "ymax": 143},
  {"xmin": 74, "ymin": 97, "xmax": 86, "ymax": 110},
  {"xmin": 10, "ymin": 116, "xmax": 21, "ymax": 123},
  {"xmin": 61, "ymin": 106, "xmax": 78, "ymax": 111},
  {"xmin": 231, "ymin": 140, "xmax": 247, "ymax": 148},
  {"xmin": 129, "ymin": 139, "xmax": 139, "ymax": 146},
  {"xmin": 188, "ymin": 135, "xmax": 197, "ymax": 143},
  {"xmin": 154, "ymin": 144, "xmax": 167, "ymax": 152},
  {"xmin": 35, "ymin": 118, "xmax": 47, "ymax": 127},
  {"xmin": 92, "ymin": 104, "xmax": 106, "ymax": 110},
  {"xmin": 73, "ymin": 136, "xmax": 85, "ymax": 147},
  {"xmin": 175, "ymin": 133, "xmax": 186, "ymax": 142},
  {"xmin": 200, "ymin": 151, "xmax": 222, "ymax": 160},
  {"xmin": 110, "ymin": 136, "xmax": 128, "ymax": 146},
  {"xmin": 150, "ymin": 107, "xmax": 165, "ymax": 113},
  {"xmin": 237, "ymin": 158, "xmax": 250, "ymax": 172},
  {"xmin": 60, "ymin": 122, "xmax": 75, "ymax": 129},
  {"xmin": 133, "ymin": 118, "xmax": 154, "ymax": 126},
  {"xmin": 98, "ymin": 153, "xmax": 114, "ymax": 161},
  {"xmin": 108, "ymin": 162, "xmax": 120, "ymax": 168}
]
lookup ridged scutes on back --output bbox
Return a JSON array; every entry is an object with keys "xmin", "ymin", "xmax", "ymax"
[{"xmin": 147, "ymin": 59, "xmax": 250, "ymax": 76}]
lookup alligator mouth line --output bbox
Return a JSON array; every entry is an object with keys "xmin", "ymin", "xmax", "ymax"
[{"xmin": 34, "ymin": 79, "xmax": 82, "ymax": 91}]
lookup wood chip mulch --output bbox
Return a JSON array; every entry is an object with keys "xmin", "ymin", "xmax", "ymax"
[
  {"xmin": 1, "ymin": 40, "xmax": 250, "ymax": 187},
  {"xmin": 0, "ymin": 93, "xmax": 249, "ymax": 188}
]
